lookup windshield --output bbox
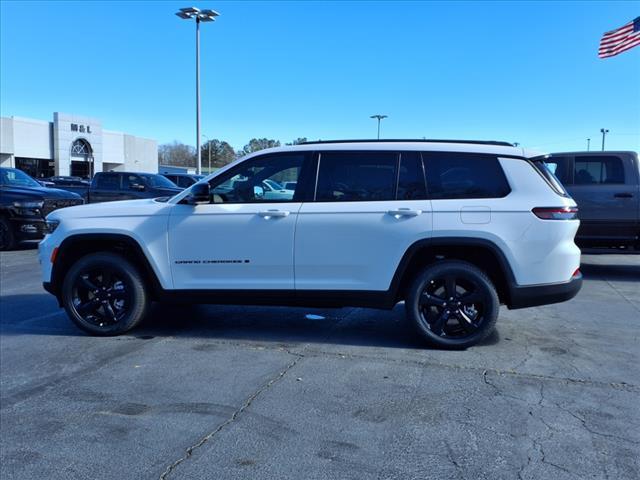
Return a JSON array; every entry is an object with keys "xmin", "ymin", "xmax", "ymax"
[
  {"xmin": 0, "ymin": 168, "xmax": 41, "ymax": 188},
  {"xmin": 140, "ymin": 174, "xmax": 179, "ymax": 189}
]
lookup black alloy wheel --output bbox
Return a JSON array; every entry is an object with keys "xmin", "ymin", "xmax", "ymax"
[
  {"xmin": 0, "ymin": 216, "xmax": 16, "ymax": 251},
  {"xmin": 71, "ymin": 268, "xmax": 131, "ymax": 328},
  {"xmin": 406, "ymin": 260, "xmax": 499, "ymax": 349},
  {"xmin": 62, "ymin": 252, "xmax": 148, "ymax": 335}
]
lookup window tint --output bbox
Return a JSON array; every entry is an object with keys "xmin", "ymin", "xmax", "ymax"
[
  {"xmin": 210, "ymin": 154, "xmax": 305, "ymax": 203},
  {"xmin": 541, "ymin": 156, "xmax": 571, "ymax": 185},
  {"xmin": 397, "ymin": 152, "xmax": 427, "ymax": 200},
  {"xmin": 424, "ymin": 153, "xmax": 510, "ymax": 199},
  {"xmin": 177, "ymin": 176, "xmax": 195, "ymax": 188},
  {"xmin": 95, "ymin": 173, "xmax": 120, "ymax": 190},
  {"xmin": 574, "ymin": 156, "xmax": 625, "ymax": 184},
  {"xmin": 316, "ymin": 152, "xmax": 397, "ymax": 202},
  {"xmin": 123, "ymin": 174, "xmax": 143, "ymax": 190}
]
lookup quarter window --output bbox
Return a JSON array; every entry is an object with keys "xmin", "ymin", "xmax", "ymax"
[
  {"xmin": 574, "ymin": 156, "xmax": 624, "ymax": 184},
  {"xmin": 315, "ymin": 152, "xmax": 397, "ymax": 202},
  {"xmin": 423, "ymin": 153, "xmax": 510, "ymax": 199}
]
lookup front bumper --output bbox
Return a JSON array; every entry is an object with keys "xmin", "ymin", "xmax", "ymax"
[
  {"xmin": 10, "ymin": 217, "xmax": 47, "ymax": 241},
  {"xmin": 508, "ymin": 272, "xmax": 583, "ymax": 309}
]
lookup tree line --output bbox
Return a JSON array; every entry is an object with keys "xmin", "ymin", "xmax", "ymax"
[{"xmin": 158, "ymin": 137, "xmax": 308, "ymax": 171}]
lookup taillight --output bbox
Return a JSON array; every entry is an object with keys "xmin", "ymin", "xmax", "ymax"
[
  {"xmin": 532, "ymin": 207, "xmax": 578, "ymax": 220},
  {"xmin": 572, "ymin": 268, "xmax": 581, "ymax": 277}
]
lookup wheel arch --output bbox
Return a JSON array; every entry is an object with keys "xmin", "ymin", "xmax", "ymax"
[
  {"xmin": 50, "ymin": 233, "xmax": 163, "ymax": 302},
  {"xmin": 390, "ymin": 237, "xmax": 516, "ymax": 306}
]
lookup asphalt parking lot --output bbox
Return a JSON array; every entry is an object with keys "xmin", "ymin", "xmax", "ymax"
[{"xmin": 1, "ymin": 246, "xmax": 638, "ymax": 480}]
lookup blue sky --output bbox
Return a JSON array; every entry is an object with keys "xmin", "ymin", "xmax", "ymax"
[{"xmin": 1, "ymin": 1, "xmax": 639, "ymax": 152}]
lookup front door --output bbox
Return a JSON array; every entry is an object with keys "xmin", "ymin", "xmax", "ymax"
[{"xmin": 168, "ymin": 152, "xmax": 313, "ymax": 290}]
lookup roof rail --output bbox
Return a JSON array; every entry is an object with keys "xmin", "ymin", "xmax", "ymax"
[{"xmin": 299, "ymin": 139, "xmax": 515, "ymax": 147}]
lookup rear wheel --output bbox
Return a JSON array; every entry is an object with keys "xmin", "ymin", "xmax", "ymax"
[
  {"xmin": 61, "ymin": 252, "xmax": 148, "ymax": 335},
  {"xmin": 0, "ymin": 216, "xmax": 16, "ymax": 251},
  {"xmin": 405, "ymin": 260, "xmax": 499, "ymax": 349}
]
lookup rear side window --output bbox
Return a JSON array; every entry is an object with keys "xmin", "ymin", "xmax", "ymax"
[
  {"xmin": 316, "ymin": 152, "xmax": 397, "ymax": 202},
  {"xmin": 574, "ymin": 155, "xmax": 625, "ymax": 184},
  {"xmin": 423, "ymin": 153, "xmax": 510, "ymax": 199},
  {"xmin": 397, "ymin": 152, "xmax": 427, "ymax": 200},
  {"xmin": 95, "ymin": 173, "xmax": 120, "ymax": 190}
]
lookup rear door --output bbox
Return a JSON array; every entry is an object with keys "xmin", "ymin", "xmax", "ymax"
[
  {"xmin": 568, "ymin": 154, "xmax": 638, "ymax": 243},
  {"xmin": 295, "ymin": 151, "xmax": 433, "ymax": 291},
  {"xmin": 90, "ymin": 173, "xmax": 121, "ymax": 203}
]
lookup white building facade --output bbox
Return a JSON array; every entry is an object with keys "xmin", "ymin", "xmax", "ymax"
[{"xmin": 0, "ymin": 112, "xmax": 157, "ymax": 179}]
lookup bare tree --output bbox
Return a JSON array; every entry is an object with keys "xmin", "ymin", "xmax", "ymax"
[
  {"xmin": 158, "ymin": 141, "xmax": 196, "ymax": 167},
  {"xmin": 201, "ymin": 139, "xmax": 236, "ymax": 169}
]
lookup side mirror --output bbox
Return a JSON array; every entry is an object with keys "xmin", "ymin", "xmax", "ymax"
[
  {"xmin": 130, "ymin": 183, "xmax": 146, "ymax": 191},
  {"xmin": 253, "ymin": 185, "xmax": 265, "ymax": 199},
  {"xmin": 188, "ymin": 182, "xmax": 211, "ymax": 204}
]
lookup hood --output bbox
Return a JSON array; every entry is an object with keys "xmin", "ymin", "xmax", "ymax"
[
  {"xmin": 1, "ymin": 185, "xmax": 82, "ymax": 200},
  {"xmin": 46, "ymin": 197, "xmax": 173, "ymax": 221}
]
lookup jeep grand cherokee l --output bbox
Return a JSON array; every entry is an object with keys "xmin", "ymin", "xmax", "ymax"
[{"xmin": 38, "ymin": 140, "xmax": 582, "ymax": 349}]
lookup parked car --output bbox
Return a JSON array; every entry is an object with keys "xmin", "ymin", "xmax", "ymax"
[
  {"xmin": 539, "ymin": 151, "xmax": 639, "ymax": 249},
  {"xmin": 0, "ymin": 167, "xmax": 83, "ymax": 250},
  {"xmin": 161, "ymin": 173, "xmax": 204, "ymax": 188},
  {"xmin": 87, "ymin": 172, "xmax": 182, "ymax": 203},
  {"xmin": 39, "ymin": 140, "xmax": 582, "ymax": 348},
  {"xmin": 44, "ymin": 176, "xmax": 91, "ymax": 197}
]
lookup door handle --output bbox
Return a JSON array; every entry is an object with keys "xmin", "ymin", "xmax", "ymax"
[
  {"xmin": 613, "ymin": 193, "xmax": 634, "ymax": 198},
  {"xmin": 258, "ymin": 210, "xmax": 290, "ymax": 218},
  {"xmin": 387, "ymin": 208, "xmax": 423, "ymax": 217}
]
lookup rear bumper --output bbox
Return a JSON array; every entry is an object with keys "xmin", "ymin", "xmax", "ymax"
[{"xmin": 508, "ymin": 273, "xmax": 583, "ymax": 309}]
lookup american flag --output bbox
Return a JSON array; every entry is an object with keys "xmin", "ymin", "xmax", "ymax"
[{"xmin": 599, "ymin": 17, "xmax": 640, "ymax": 58}]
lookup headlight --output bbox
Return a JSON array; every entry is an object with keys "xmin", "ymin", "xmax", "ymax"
[
  {"xmin": 12, "ymin": 200, "xmax": 44, "ymax": 216},
  {"xmin": 13, "ymin": 201, "xmax": 44, "ymax": 209},
  {"xmin": 43, "ymin": 219, "xmax": 60, "ymax": 234}
]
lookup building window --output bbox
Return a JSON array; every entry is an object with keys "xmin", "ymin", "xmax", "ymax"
[{"xmin": 70, "ymin": 138, "xmax": 92, "ymax": 160}]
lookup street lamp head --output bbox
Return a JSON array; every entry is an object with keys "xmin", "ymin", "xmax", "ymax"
[
  {"xmin": 370, "ymin": 114, "xmax": 388, "ymax": 120},
  {"xmin": 176, "ymin": 7, "xmax": 220, "ymax": 21}
]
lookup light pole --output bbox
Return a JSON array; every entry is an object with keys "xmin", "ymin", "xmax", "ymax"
[
  {"xmin": 587, "ymin": 138, "xmax": 591, "ymax": 151},
  {"xmin": 600, "ymin": 128, "xmax": 609, "ymax": 151},
  {"xmin": 202, "ymin": 134, "xmax": 212, "ymax": 174},
  {"xmin": 176, "ymin": 7, "xmax": 220, "ymax": 175},
  {"xmin": 370, "ymin": 114, "xmax": 388, "ymax": 140}
]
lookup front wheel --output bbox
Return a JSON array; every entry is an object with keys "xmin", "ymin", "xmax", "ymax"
[
  {"xmin": 405, "ymin": 260, "xmax": 499, "ymax": 349},
  {"xmin": 0, "ymin": 216, "xmax": 16, "ymax": 251},
  {"xmin": 62, "ymin": 252, "xmax": 149, "ymax": 336}
]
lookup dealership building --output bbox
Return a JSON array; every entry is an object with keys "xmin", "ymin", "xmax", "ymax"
[{"xmin": 0, "ymin": 112, "xmax": 158, "ymax": 179}]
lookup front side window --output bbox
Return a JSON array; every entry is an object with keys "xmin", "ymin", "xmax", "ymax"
[
  {"xmin": 141, "ymin": 174, "xmax": 178, "ymax": 189},
  {"xmin": 315, "ymin": 151, "xmax": 397, "ymax": 202},
  {"xmin": 210, "ymin": 154, "xmax": 305, "ymax": 203},
  {"xmin": 123, "ymin": 174, "xmax": 144, "ymax": 190},
  {"xmin": 574, "ymin": 155, "xmax": 625, "ymax": 184},
  {"xmin": 424, "ymin": 153, "xmax": 511, "ymax": 199}
]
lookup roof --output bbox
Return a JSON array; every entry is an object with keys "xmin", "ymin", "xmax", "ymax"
[{"xmin": 247, "ymin": 140, "xmax": 529, "ymax": 158}]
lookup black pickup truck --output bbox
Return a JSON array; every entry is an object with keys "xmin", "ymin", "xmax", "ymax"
[
  {"xmin": 541, "ymin": 151, "xmax": 639, "ymax": 249},
  {"xmin": 82, "ymin": 172, "xmax": 183, "ymax": 203},
  {"xmin": 0, "ymin": 167, "xmax": 84, "ymax": 250}
]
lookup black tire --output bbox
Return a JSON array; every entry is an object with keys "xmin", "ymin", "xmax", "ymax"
[
  {"xmin": 0, "ymin": 216, "xmax": 16, "ymax": 251},
  {"xmin": 405, "ymin": 260, "xmax": 499, "ymax": 349},
  {"xmin": 61, "ymin": 252, "xmax": 149, "ymax": 336}
]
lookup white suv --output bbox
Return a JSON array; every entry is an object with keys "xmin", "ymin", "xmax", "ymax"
[{"xmin": 39, "ymin": 140, "xmax": 582, "ymax": 348}]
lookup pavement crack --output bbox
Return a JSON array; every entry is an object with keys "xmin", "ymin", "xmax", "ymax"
[{"xmin": 158, "ymin": 350, "xmax": 304, "ymax": 480}]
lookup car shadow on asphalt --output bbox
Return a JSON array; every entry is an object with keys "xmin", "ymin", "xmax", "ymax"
[
  {"xmin": 579, "ymin": 262, "xmax": 640, "ymax": 282},
  {"xmin": 0, "ymin": 294, "xmax": 499, "ymax": 350}
]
